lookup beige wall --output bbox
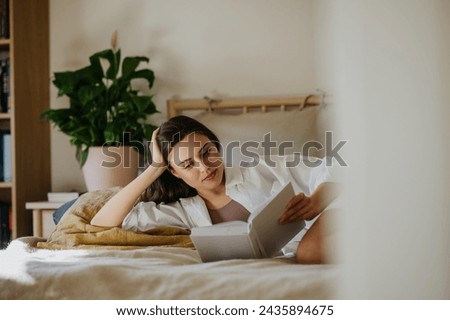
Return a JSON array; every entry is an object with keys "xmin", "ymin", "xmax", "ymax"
[{"xmin": 49, "ymin": 0, "xmax": 317, "ymax": 191}]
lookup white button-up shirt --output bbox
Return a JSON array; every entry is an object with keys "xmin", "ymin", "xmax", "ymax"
[{"xmin": 122, "ymin": 154, "xmax": 334, "ymax": 232}]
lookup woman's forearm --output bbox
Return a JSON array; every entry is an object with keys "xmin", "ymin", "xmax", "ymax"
[{"xmin": 90, "ymin": 165, "xmax": 166, "ymax": 227}]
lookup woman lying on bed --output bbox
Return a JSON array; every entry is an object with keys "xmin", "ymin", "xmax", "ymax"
[{"xmin": 91, "ymin": 115, "xmax": 338, "ymax": 264}]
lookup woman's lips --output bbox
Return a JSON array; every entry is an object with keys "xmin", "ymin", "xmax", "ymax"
[{"xmin": 203, "ymin": 170, "xmax": 216, "ymax": 181}]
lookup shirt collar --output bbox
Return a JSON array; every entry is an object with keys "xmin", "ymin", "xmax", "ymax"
[
  {"xmin": 179, "ymin": 195, "xmax": 212, "ymax": 226},
  {"xmin": 224, "ymin": 164, "xmax": 243, "ymax": 187},
  {"xmin": 178, "ymin": 164, "xmax": 245, "ymax": 228}
]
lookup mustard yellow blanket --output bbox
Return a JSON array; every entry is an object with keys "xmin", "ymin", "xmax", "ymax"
[{"xmin": 37, "ymin": 187, "xmax": 193, "ymax": 250}]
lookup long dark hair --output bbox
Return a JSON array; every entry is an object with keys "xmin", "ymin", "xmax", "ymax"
[{"xmin": 140, "ymin": 115, "xmax": 221, "ymax": 204}]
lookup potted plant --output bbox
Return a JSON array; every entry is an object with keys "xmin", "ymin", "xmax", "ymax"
[{"xmin": 42, "ymin": 33, "xmax": 158, "ymax": 191}]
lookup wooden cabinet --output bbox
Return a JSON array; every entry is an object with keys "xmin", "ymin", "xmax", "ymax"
[
  {"xmin": 25, "ymin": 202, "xmax": 59, "ymax": 238},
  {"xmin": 0, "ymin": 0, "xmax": 50, "ymax": 239}
]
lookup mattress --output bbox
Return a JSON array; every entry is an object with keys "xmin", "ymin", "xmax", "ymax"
[{"xmin": 0, "ymin": 237, "xmax": 338, "ymax": 299}]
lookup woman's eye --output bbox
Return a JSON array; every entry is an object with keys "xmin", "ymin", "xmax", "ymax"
[
  {"xmin": 183, "ymin": 161, "xmax": 193, "ymax": 169},
  {"xmin": 204, "ymin": 147, "xmax": 217, "ymax": 157}
]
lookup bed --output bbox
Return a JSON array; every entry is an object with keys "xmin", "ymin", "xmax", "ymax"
[{"xmin": 0, "ymin": 94, "xmax": 339, "ymax": 299}]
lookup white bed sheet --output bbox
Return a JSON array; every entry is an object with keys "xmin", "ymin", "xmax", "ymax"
[{"xmin": 0, "ymin": 237, "xmax": 338, "ymax": 299}]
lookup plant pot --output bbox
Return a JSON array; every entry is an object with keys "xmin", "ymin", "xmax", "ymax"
[{"xmin": 82, "ymin": 146, "xmax": 140, "ymax": 191}]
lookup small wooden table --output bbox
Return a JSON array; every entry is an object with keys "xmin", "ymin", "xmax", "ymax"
[{"xmin": 25, "ymin": 202, "xmax": 63, "ymax": 238}]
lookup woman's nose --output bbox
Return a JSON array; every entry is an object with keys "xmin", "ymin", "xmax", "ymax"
[{"xmin": 196, "ymin": 158, "xmax": 209, "ymax": 172}]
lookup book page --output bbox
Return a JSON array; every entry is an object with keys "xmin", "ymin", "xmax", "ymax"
[
  {"xmin": 191, "ymin": 226, "xmax": 256, "ymax": 262},
  {"xmin": 190, "ymin": 220, "xmax": 248, "ymax": 236},
  {"xmin": 249, "ymin": 182, "xmax": 305, "ymax": 257},
  {"xmin": 190, "ymin": 182, "xmax": 304, "ymax": 261},
  {"xmin": 190, "ymin": 221, "xmax": 257, "ymax": 261}
]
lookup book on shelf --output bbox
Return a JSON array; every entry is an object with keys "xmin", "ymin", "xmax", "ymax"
[
  {"xmin": 0, "ymin": 0, "xmax": 9, "ymax": 40},
  {"xmin": 0, "ymin": 57, "xmax": 10, "ymax": 113},
  {"xmin": 0, "ymin": 202, "xmax": 11, "ymax": 249},
  {"xmin": 0, "ymin": 130, "xmax": 11, "ymax": 182},
  {"xmin": 47, "ymin": 192, "xmax": 79, "ymax": 203},
  {"xmin": 190, "ymin": 182, "xmax": 305, "ymax": 262}
]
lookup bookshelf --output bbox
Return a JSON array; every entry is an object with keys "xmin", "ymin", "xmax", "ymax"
[{"xmin": 0, "ymin": 0, "xmax": 50, "ymax": 240}]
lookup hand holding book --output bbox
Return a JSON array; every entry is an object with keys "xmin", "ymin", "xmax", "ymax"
[
  {"xmin": 191, "ymin": 182, "xmax": 306, "ymax": 262},
  {"xmin": 279, "ymin": 182, "xmax": 339, "ymax": 224}
]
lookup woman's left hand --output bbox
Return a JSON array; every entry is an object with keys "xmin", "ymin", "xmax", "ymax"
[{"xmin": 279, "ymin": 193, "xmax": 321, "ymax": 224}]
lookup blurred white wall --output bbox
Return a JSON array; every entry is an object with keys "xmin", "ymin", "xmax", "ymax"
[
  {"xmin": 49, "ymin": 0, "xmax": 317, "ymax": 191},
  {"xmin": 314, "ymin": 0, "xmax": 450, "ymax": 299}
]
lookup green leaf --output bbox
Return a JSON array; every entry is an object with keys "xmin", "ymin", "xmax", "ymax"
[
  {"xmin": 127, "ymin": 69, "xmax": 155, "ymax": 88},
  {"xmin": 75, "ymin": 65, "xmax": 102, "ymax": 84},
  {"xmin": 76, "ymin": 146, "xmax": 90, "ymax": 168},
  {"xmin": 105, "ymin": 83, "xmax": 118, "ymax": 110},
  {"xmin": 89, "ymin": 52, "xmax": 105, "ymax": 79},
  {"xmin": 41, "ymin": 108, "xmax": 74, "ymax": 128},
  {"xmin": 53, "ymin": 71, "xmax": 77, "ymax": 97},
  {"xmin": 130, "ymin": 95, "xmax": 153, "ymax": 113},
  {"xmin": 104, "ymin": 122, "xmax": 120, "ymax": 144},
  {"xmin": 78, "ymin": 85, "xmax": 104, "ymax": 105},
  {"xmin": 91, "ymin": 49, "xmax": 119, "ymax": 80},
  {"xmin": 122, "ymin": 56, "xmax": 149, "ymax": 78},
  {"xmin": 112, "ymin": 49, "xmax": 121, "ymax": 80}
]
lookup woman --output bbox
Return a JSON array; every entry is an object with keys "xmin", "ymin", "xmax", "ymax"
[{"xmin": 91, "ymin": 115, "xmax": 338, "ymax": 263}]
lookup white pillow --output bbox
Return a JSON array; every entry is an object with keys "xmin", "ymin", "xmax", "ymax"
[{"xmin": 194, "ymin": 106, "xmax": 333, "ymax": 165}]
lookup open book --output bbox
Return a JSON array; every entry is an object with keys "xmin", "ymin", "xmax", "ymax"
[{"xmin": 190, "ymin": 182, "xmax": 306, "ymax": 262}]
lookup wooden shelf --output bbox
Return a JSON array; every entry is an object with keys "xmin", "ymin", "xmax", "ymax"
[
  {"xmin": 0, "ymin": 181, "xmax": 12, "ymax": 188},
  {"xmin": 4, "ymin": 0, "xmax": 51, "ymax": 239},
  {"xmin": 0, "ymin": 39, "xmax": 10, "ymax": 47}
]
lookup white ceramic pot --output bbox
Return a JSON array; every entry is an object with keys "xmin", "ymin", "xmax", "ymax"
[{"xmin": 82, "ymin": 146, "xmax": 140, "ymax": 191}]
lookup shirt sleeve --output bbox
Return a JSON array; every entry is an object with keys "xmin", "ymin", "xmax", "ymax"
[
  {"xmin": 274, "ymin": 154, "xmax": 336, "ymax": 195},
  {"xmin": 122, "ymin": 201, "xmax": 192, "ymax": 232},
  {"xmin": 306, "ymin": 156, "xmax": 336, "ymax": 191}
]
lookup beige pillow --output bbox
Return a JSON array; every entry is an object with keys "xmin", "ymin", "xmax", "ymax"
[{"xmin": 37, "ymin": 187, "xmax": 193, "ymax": 250}]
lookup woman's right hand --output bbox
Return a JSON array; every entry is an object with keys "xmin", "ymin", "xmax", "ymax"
[
  {"xmin": 91, "ymin": 127, "xmax": 168, "ymax": 228},
  {"xmin": 150, "ymin": 127, "xmax": 167, "ymax": 169}
]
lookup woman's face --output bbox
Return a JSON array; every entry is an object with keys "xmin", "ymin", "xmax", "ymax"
[{"xmin": 168, "ymin": 133, "xmax": 224, "ymax": 192}]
